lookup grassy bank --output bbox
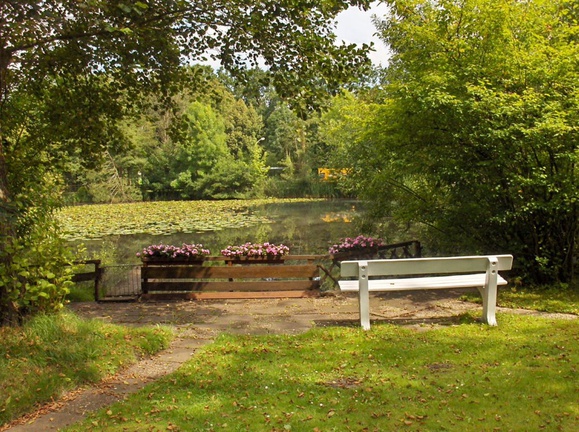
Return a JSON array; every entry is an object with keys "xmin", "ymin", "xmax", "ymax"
[
  {"xmin": 0, "ymin": 312, "xmax": 172, "ymax": 425},
  {"xmin": 65, "ymin": 312, "xmax": 578, "ymax": 431},
  {"xmin": 462, "ymin": 284, "xmax": 579, "ymax": 315}
]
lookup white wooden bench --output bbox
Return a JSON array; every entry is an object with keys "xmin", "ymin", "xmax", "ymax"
[{"xmin": 339, "ymin": 255, "xmax": 513, "ymax": 329}]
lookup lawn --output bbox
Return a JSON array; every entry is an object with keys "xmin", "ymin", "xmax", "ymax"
[
  {"xmin": 0, "ymin": 312, "xmax": 173, "ymax": 425},
  {"xmin": 64, "ymin": 312, "xmax": 578, "ymax": 431},
  {"xmin": 462, "ymin": 284, "xmax": 579, "ymax": 315}
]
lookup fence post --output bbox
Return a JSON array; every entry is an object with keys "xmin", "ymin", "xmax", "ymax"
[{"xmin": 94, "ymin": 260, "xmax": 102, "ymax": 301}]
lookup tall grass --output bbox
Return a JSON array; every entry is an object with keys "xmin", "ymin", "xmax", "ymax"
[
  {"xmin": 64, "ymin": 312, "xmax": 578, "ymax": 431},
  {"xmin": 0, "ymin": 312, "xmax": 172, "ymax": 425}
]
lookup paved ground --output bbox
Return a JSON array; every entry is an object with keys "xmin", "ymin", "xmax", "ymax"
[{"xmin": 4, "ymin": 290, "xmax": 575, "ymax": 431}]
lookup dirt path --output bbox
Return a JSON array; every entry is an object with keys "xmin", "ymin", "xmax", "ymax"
[{"xmin": 4, "ymin": 290, "xmax": 576, "ymax": 431}]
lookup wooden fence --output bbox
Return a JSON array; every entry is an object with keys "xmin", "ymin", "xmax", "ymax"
[
  {"xmin": 140, "ymin": 255, "xmax": 324, "ymax": 300},
  {"xmin": 71, "ymin": 240, "xmax": 422, "ymax": 301}
]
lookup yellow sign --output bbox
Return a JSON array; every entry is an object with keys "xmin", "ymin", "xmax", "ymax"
[{"xmin": 317, "ymin": 168, "xmax": 349, "ymax": 182}]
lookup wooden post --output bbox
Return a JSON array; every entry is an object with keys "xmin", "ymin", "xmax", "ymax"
[{"xmin": 93, "ymin": 260, "xmax": 102, "ymax": 301}]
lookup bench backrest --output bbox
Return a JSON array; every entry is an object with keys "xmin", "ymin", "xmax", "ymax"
[{"xmin": 341, "ymin": 255, "xmax": 513, "ymax": 278}]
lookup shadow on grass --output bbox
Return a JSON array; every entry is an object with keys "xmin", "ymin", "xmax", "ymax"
[{"xmin": 314, "ymin": 312, "xmax": 478, "ymax": 329}]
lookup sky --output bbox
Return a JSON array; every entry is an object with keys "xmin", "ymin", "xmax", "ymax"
[{"xmin": 335, "ymin": 2, "xmax": 391, "ymax": 66}]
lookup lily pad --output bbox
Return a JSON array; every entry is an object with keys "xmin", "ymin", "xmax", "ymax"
[{"xmin": 56, "ymin": 199, "xmax": 323, "ymax": 240}]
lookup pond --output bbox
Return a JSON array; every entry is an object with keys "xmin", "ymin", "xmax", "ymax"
[{"xmin": 76, "ymin": 200, "xmax": 365, "ymax": 265}]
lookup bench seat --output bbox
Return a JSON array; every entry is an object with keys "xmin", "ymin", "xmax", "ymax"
[{"xmin": 338, "ymin": 273, "xmax": 507, "ymax": 292}]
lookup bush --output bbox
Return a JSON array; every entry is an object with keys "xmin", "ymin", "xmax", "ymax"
[{"xmin": 0, "ymin": 220, "xmax": 74, "ymax": 324}]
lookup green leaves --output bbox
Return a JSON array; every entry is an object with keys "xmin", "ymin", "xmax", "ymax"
[
  {"xmin": 356, "ymin": 0, "xmax": 579, "ymax": 283},
  {"xmin": 1, "ymin": 0, "xmax": 368, "ymax": 322},
  {"xmin": 0, "ymin": 219, "xmax": 74, "ymax": 322}
]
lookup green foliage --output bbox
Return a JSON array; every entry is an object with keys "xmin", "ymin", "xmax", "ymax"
[
  {"xmin": 66, "ymin": 282, "xmax": 96, "ymax": 303},
  {"xmin": 0, "ymin": 219, "xmax": 74, "ymax": 322},
  {"xmin": 0, "ymin": 173, "xmax": 76, "ymax": 324},
  {"xmin": 320, "ymin": 91, "xmax": 380, "ymax": 196},
  {"xmin": 1, "ymin": 1, "xmax": 373, "ymax": 322},
  {"xmin": 351, "ymin": 0, "xmax": 579, "ymax": 283},
  {"xmin": 74, "ymin": 70, "xmax": 269, "ymax": 202},
  {"xmin": 169, "ymin": 101, "xmax": 229, "ymax": 198},
  {"xmin": 263, "ymin": 173, "xmax": 345, "ymax": 198},
  {"xmin": 0, "ymin": 311, "xmax": 172, "ymax": 424},
  {"xmin": 82, "ymin": 151, "xmax": 143, "ymax": 203},
  {"xmin": 263, "ymin": 101, "xmax": 301, "ymax": 166},
  {"xmin": 66, "ymin": 315, "xmax": 578, "ymax": 431}
]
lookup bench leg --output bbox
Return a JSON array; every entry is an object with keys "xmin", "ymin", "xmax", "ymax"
[
  {"xmin": 358, "ymin": 264, "xmax": 370, "ymax": 330},
  {"xmin": 481, "ymin": 258, "xmax": 499, "ymax": 326},
  {"xmin": 480, "ymin": 285, "xmax": 498, "ymax": 326}
]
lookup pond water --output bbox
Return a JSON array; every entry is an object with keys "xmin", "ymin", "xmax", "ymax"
[{"xmin": 78, "ymin": 200, "xmax": 365, "ymax": 265}]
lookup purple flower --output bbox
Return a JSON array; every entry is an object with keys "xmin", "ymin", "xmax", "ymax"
[
  {"xmin": 137, "ymin": 243, "xmax": 211, "ymax": 260},
  {"xmin": 220, "ymin": 242, "xmax": 289, "ymax": 257},
  {"xmin": 328, "ymin": 235, "xmax": 385, "ymax": 254}
]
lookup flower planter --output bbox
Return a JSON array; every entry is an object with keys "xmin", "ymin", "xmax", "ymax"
[
  {"xmin": 137, "ymin": 243, "xmax": 210, "ymax": 264},
  {"xmin": 141, "ymin": 257, "xmax": 205, "ymax": 265},
  {"xmin": 221, "ymin": 242, "xmax": 289, "ymax": 263},
  {"xmin": 140, "ymin": 255, "xmax": 322, "ymax": 299},
  {"xmin": 224, "ymin": 256, "xmax": 286, "ymax": 265},
  {"xmin": 330, "ymin": 249, "xmax": 382, "ymax": 261}
]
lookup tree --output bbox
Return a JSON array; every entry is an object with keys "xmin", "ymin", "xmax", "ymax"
[
  {"xmin": 353, "ymin": 0, "xmax": 578, "ymax": 283},
  {"xmin": 319, "ymin": 91, "xmax": 378, "ymax": 194},
  {"xmin": 0, "ymin": 0, "xmax": 373, "ymax": 323}
]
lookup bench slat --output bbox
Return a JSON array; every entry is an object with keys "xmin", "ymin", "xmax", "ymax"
[
  {"xmin": 341, "ymin": 255, "xmax": 513, "ymax": 277},
  {"xmin": 339, "ymin": 273, "xmax": 507, "ymax": 292}
]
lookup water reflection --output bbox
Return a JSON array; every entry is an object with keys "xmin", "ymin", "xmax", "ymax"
[{"xmin": 74, "ymin": 200, "xmax": 364, "ymax": 264}]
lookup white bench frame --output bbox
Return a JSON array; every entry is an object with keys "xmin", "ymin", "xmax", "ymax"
[{"xmin": 339, "ymin": 255, "xmax": 513, "ymax": 329}]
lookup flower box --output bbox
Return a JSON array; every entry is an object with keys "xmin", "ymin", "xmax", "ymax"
[
  {"xmin": 328, "ymin": 235, "xmax": 385, "ymax": 260},
  {"xmin": 220, "ymin": 242, "xmax": 290, "ymax": 262},
  {"xmin": 224, "ymin": 255, "xmax": 286, "ymax": 265},
  {"xmin": 137, "ymin": 243, "xmax": 210, "ymax": 263},
  {"xmin": 140, "ymin": 257, "xmax": 205, "ymax": 265}
]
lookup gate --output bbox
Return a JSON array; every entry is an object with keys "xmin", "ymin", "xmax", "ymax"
[
  {"xmin": 72, "ymin": 262, "xmax": 141, "ymax": 301},
  {"xmin": 96, "ymin": 265, "xmax": 141, "ymax": 301}
]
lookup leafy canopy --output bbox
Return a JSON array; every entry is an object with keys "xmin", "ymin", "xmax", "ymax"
[
  {"xmin": 343, "ymin": 0, "xmax": 578, "ymax": 283},
  {"xmin": 0, "ymin": 0, "xmax": 374, "ymax": 323},
  {"xmin": 2, "ymin": 0, "xmax": 373, "ymax": 115}
]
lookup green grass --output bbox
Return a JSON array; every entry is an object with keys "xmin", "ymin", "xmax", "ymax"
[
  {"xmin": 0, "ymin": 312, "xmax": 173, "ymax": 425},
  {"xmin": 462, "ymin": 284, "xmax": 579, "ymax": 315},
  {"xmin": 65, "ymin": 313, "xmax": 578, "ymax": 431},
  {"xmin": 66, "ymin": 282, "xmax": 96, "ymax": 302}
]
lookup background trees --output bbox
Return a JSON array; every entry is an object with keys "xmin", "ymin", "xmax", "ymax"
[
  {"xmin": 3, "ymin": 0, "xmax": 574, "ymax": 324},
  {"xmin": 341, "ymin": 0, "xmax": 578, "ymax": 283},
  {"xmin": 0, "ymin": 0, "xmax": 372, "ymax": 323}
]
